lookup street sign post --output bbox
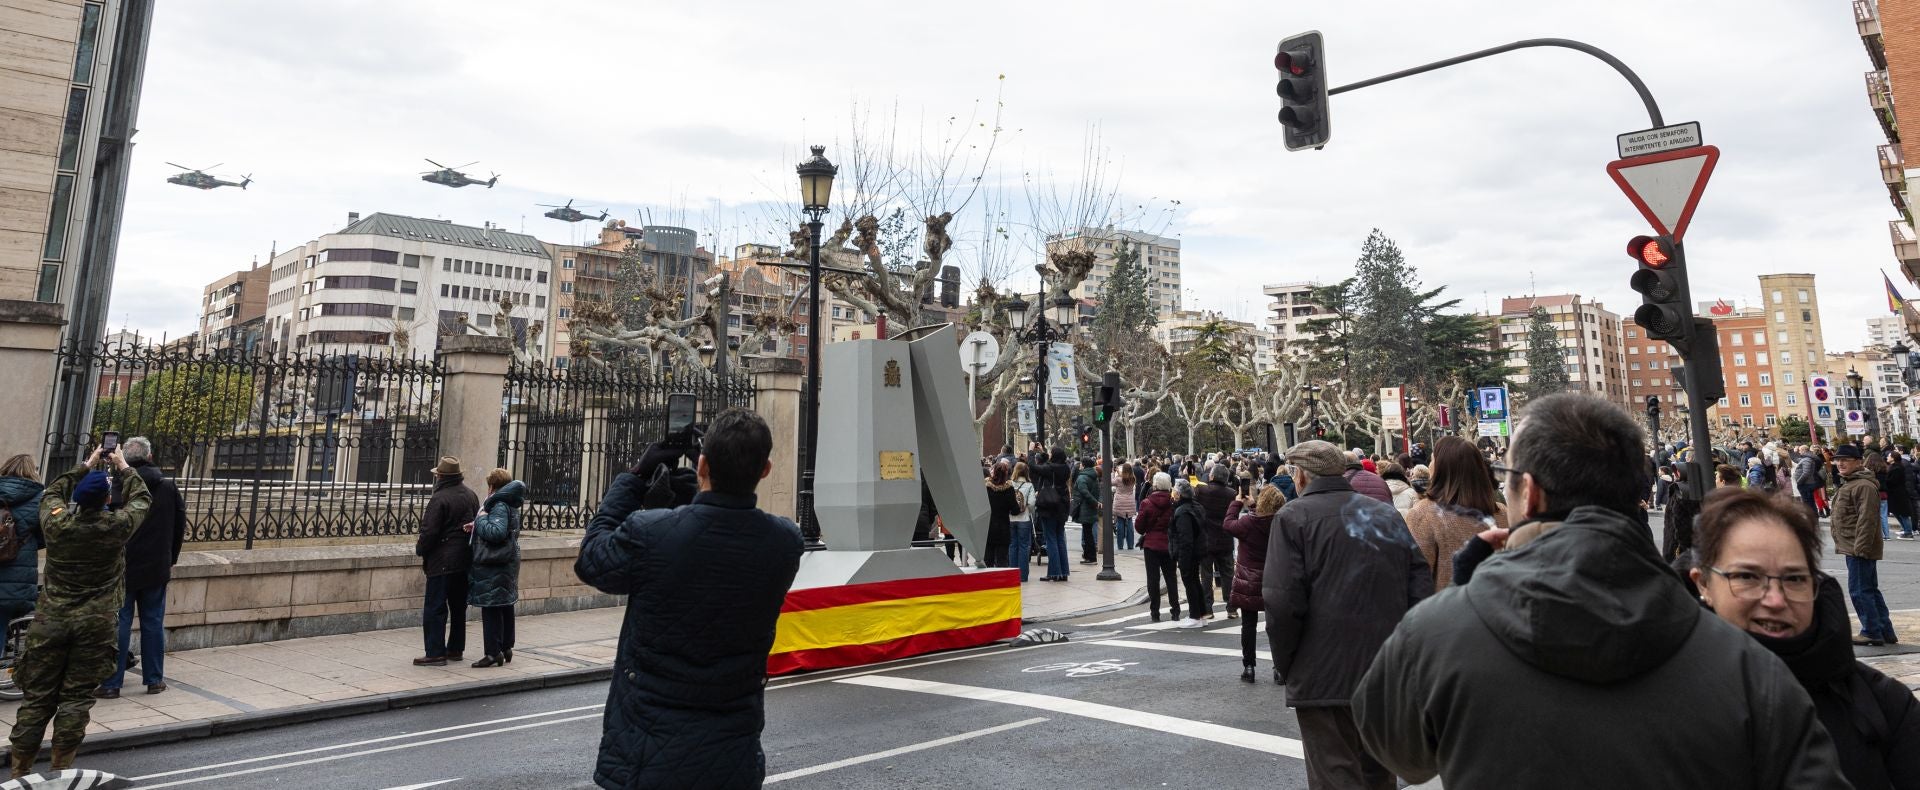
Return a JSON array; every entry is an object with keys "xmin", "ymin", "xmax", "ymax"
[
  {"xmin": 1615, "ymin": 121, "xmax": 1702, "ymax": 159},
  {"xmin": 961, "ymin": 331, "xmax": 1000, "ymax": 421},
  {"xmin": 1847, "ymin": 409, "xmax": 1868, "ymax": 436},
  {"xmin": 1607, "ymin": 145, "xmax": 1720, "ymax": 241}
]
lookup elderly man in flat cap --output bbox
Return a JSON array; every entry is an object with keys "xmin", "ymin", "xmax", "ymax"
[{"xmin": 1263, "ymin": 440, "xmax": 1430, "ymax": 790}]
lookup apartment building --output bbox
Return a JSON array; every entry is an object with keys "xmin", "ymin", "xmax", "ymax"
[
  {"xmin": 1757, "ymin": 274, "xmax": 1828, "ymax": 424},
  {"xmin": 264, "ymin": 212, "xmax": 553, "ymax": 359},
  {"xmin": 1154, "ymin": 310, "xmax": 1279, "ymax": 375},
  {"xmin": 1262, "ymin": 281, "xmax": 1336, "ymax": 357},
  {"xmin": 542, "ymin": 241, "xmax": 619, "ymax": 366},
  {"xmin": 1050, "ymin": 227, "xmax": 1182, "ymax": 316},
  {"xmin": 197, "ymin": 263, "xmax": 270, "ymax": 353},
  {"xmin": 1495, "ymin": 295, "xmax": 1629, "ymax": 407},
  {"xmin": 1869, "ymin": 314, "xmax": 1908, "ymax": 347}
]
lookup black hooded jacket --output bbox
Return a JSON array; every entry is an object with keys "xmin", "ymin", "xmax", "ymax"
[
  {"xmin": 1353, "ymin": 505, "xmax": 1849, "ymax": 789},
  {"xmin": 1748, "ymin": 577, "xmax": 1920, "ymax": 790}
]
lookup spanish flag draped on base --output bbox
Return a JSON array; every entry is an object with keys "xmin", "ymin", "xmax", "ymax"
[
  {"xmin": 1888, "ymin": 271, "xmax": 1908, "ymax": 314},
  {"xmin": 768, "ymin": 569, "xmax": 1022, "ymax": 675}
]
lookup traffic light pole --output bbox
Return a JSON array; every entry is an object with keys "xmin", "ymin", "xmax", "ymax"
[
  {"xmin": 1327, "ymin": 38, "xmax": 1664, "ymax": 127},
  {"xmin": 1097, "ymin": 371, "xmax": 1122, "ymax": 582},
  {"xmin": 1681, "ymin": 347, "xmax": 1716, "ymax": 500}
]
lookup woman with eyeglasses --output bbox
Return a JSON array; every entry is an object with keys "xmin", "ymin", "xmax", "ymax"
[{"xmin": 1689, "ymin": 487, "xmax": 1920, "ymax": 790}]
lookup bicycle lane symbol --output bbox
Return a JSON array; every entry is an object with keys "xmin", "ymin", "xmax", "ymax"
[{"xmin": 1021, "ymin": 658, "xmax": 1137, "ymax": 678}]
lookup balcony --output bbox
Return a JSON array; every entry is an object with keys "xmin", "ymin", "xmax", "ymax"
[
  {"xmin": 1860, "ymin": 0, "xmax": 1887, "ymax": 69},
  {"xmin": 1883, "ymin": 144, "xmax": 1910, "ymax": 217},
  {"xmin": 1869, "ymin": 70, "xmax": 1900, "ymax": 144},
  {"xmin": 1892, "ymin": 220, "xmax": 1920, "ymax": 282}
]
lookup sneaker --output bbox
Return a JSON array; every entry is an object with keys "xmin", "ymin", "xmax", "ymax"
[
  {"xmin": 1177, "ymin": 619, "xmax": 1207, "ymax": 630},
  {"xmin": 1227, "ymin": 610, "xmax": 1239, "ymax": 619},
  {"xmin": 1853, "ymin": 635, "xmax": 1885, "ymax": 647}
]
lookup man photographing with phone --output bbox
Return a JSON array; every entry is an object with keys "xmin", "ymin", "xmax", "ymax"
[
  {"xmin": 575, "ymin": 406, "xmax": 804, "ymax": 789},
  {"xmin": 10, "ymin": 441, "xmax": 149, "ymax": 777}
]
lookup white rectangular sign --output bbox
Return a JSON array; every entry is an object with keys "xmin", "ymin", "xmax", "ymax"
[
  {"xmin": 1046, "ymin": 343, "xmax": 1081, "ymax": 407},
  {"xmin": 1616, "ymin": 121, "xmax": 1703, "ymax": 159},
  {"xmin": 1016, "ymin": 399, "xmax": 1037, "ymax": 435},
  {"xmin": 1847, "ymin": 409, "xmax": 1868, "ymax": 436},
  {"xmin": 1478, "ymin": 420, "xmax": 1509, "ymax": 438},
  {"xmin": 1380, "ymin": 387, "xmax": 1404, "ymax": 430}
]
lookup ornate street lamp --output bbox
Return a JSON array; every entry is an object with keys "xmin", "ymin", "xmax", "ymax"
[{"xmin": 795, "ymin": 145, "xmax": 837, "ymax": 546}]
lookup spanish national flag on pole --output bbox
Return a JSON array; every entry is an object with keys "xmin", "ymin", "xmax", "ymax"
[{"xmin": 1889, "ymin": 271, "xmax": 1908, "ymax": 314}]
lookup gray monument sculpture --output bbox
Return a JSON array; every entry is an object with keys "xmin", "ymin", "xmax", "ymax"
[{"xmin": 794, "ymin": 324, "xmax": 992, "ymax": 589}]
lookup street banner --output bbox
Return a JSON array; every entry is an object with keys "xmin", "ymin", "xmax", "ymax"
[
  {"xmin": 1437, "ymin": 405, "xmax": 1452, "ymax": 428},
  {"xmin": 1380, "ymin": 387, "xmax": 1404, "ymax": 430},
  {"xmin": 1016, "ymin": 399, "xmax": 1037, "ymax": 435},
  {"xmin": 1047, "ymin": 343, "xmax": 1081, "ymax": 407}
]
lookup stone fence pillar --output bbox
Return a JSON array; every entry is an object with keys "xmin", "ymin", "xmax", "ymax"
[
  {"xmin": 750, "ymin": 356, "xmax": 803, "ymax": 521},
  {"xmin": 437, "ymin": 335, "xmax": 512, "ymax": 499},
  {"xmin": 579, "ymin": 397, "xmax": 616, "ymax": 509},
  {"xmin": 0, "ymin": 300, "xmax": 64, "ymax": 469}
]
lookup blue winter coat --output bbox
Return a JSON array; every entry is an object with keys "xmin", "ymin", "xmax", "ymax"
[
  {"xmin": 468, "ymin": 480, "xmax": 523, "ymax": 608},
  {"xmin": 0, "ymin": 476, "xmax": 43, "ymax": 622},
  {"xmin": 575, "ymin": 473, "xmax": 803, "ymax": 790}
]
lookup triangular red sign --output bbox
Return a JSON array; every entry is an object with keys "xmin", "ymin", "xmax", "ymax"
[{"xmin": 1607, "ymin": 145, "xmax": 1719, "ymax": 241}]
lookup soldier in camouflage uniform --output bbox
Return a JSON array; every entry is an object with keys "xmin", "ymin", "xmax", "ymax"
[{"xmin": 8, "ymin": 447, "xmax": 148, "ymax": 778}]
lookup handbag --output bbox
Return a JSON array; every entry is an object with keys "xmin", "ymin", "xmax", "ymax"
[{"xmin": 470, "ymin": 510, "xmax": 517, "ymax": 566}]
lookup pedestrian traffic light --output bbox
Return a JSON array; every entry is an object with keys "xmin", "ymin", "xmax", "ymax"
[
  {"xmin": 1094, "ymin": 384, "xmax": 1117, "ymax": 426},
  {"xmin": 1628, "ymin": 235, "xmax": 1692, "ymax": 347},
  {"xmin": 1645, "ymin": 395, "xmax": 1661, "ymax": 417},
  {"xmin": 1276, "ymin": 31, "xmax": 1330, "ymax": 151}
]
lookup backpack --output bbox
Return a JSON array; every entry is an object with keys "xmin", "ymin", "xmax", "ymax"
[
  {"xmin": 0, "ymin": 506, "xmax": 21, "ymax": 565},
  {"xmin": 1011, "ymin": 486, "xmax": 1027, "ymax": 517}
]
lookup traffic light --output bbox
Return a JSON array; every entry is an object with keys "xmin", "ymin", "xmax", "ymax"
[
  {"xmin": 1628, "ymin": 235, "xmax": 1691, "ymax": 348},
  {"xmin": 1276, "ymin": 31, "xmax": 1331, "ymax": 151},
  {"xmin": 1094, "ymin": 384, "xmax": 1117, "ymax": 426},
  {"xmin": 1645, "ymin": 395, "xmax": 1661, "ymax": 417}
]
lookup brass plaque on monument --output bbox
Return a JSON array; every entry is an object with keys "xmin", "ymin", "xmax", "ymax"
[{"xmin": 878, "ymin": 451, "xmax": 915, "ymax": 481}]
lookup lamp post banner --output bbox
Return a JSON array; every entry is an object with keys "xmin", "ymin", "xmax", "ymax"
[
  {"xmin": 1017, "ymin": 399, "xmax": 1038, "ymax": 435},
  {"xmin": 1047, "ymin": 343, "xmax": 1081, "ymax": 407}
]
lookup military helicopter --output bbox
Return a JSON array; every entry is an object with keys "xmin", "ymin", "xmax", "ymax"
[
  {"xmin": 419, "ymin": 159, "xmax": 497, "ymax": 189},
  {"xmin": 539, "ymin": 199, "xmax": 608, "ymax": 223},
  {"xmin": 166, "ymin": 163, "xmax": 250, "ymax": 190}
]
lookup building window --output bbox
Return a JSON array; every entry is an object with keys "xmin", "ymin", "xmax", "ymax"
[
  {"xmin": 1627, "ymin": 328, "xmax": 1638, "ymax": 339},
  {"xmin": 1759, "ymin": 372, "xmax": 1771, "ymax": 385},
  {"xmin": 1781, "ymin": 351, "xmax": 1791, "ymax": 364},
  {"xmin": 1762, "ymin": 393, "xmax": 1774, "ymax": 407},
  {"xmin": 1765, "ymin": 414, "xmax": 1778, "ymax": 426},
  {"xmin": 1733, "ymin": 353, "xmax": 1746, "ymax": 366},
  {"xmin": 561, "ymin": 282, "xmax": 573, "ymax": 294},
  {"xmin": 1786, "ymin": 393, "xmax": 1798, "ymax": 406},
  {"xmin": 400, "ymin": 280, "xmax": 417, "ymax": 294},
  {"xmin": 537, "ymin": 271, "xmax": 548, "ymax": 284},
  {"xmin": 558, "ymin": 307, "xmax": 571, "ymax": 319},
  {"xmin": 1774, "ymin": 311, "xmax": 1786, "ymax": 323},
  {"xmin": 56, "ymin": 88, "xmax": 87, "ymax": 171},
  {"xmin": 1739, "ymin": 394, "xmax": 1751, "ymax": 407},
  {"xmin": 1801, "ymin": 310, "xmax": 1812, "ymax": 323},
  {"xmin": 440, "ymin": 284, "xmax": 449, "ymax": 297},
  {"xmin": 1718, "ymin": 397, "xmax": 1730, "ymax": 407},
  {"xmin": 443, "ymin": 260, "xmax": 452, "ymax": 272},
  {"xmin": 1803, "ymin": 330, "xmax": 1813, "ymax": 343},
  {"xmin": 71, "ymin": 3, "xmax": 101, "ymax": 83},
  {"xmin": 1630, "ymin": 362, "xmax": 1641, "ymax": 371},
  {"xmin": 476, "ymin": 314, "xmax": 492, "ymax": 328},
  {"xmin": 1632, "ymin": 379, "xmax": 1643, "ymax": 387},
  {"xmin": 404, "ymin": 254, "xmax": 420, "ymax": 268},
  {"xmin": 40, "ymin": 175, "xmax": 75, "ymax": 261},
  {"xmin": 319, "ymin": 303, "xmax": 393, "ymax": 318},
  {"xmin": 1771, "ymin": 290, "xmax": 1783, "ymax": 304},
  {"xmin": 1798, "ymin": 290, "xmax": 1809, "ymax": 303},
  {"xmin": 1731, "ymin": 333, "xmax": 1742, "ymax": 346},
  {"xmin": 1742, "ymin": 414, "xmax": 1754, "ymax": 427},
  {"xmin": 397, "ymin": 307, "xmax": 415, "ymax": 321},
  {"xmin": 320, "ymin": 275, "xmax": 396, "ymax": 291},
  {"xmin": 535, "ymin": 296, "xmax": 546, "ymax": 307},
  {"xmin": 320, "ymin": 248, "xmax": 400, "ymax": 264},
  {"xmin": 1756, "ymin": 352, "xmax": 1767, "ymax": 365},
  {"xmin": 1736, "ymin": 373, "xmax": 1749, "ymax": 387},
  {"xmin": 563, "ymin": 258, "xmax": 575, "ymax": 269},
  {"xmin": 298, "ymin": 308, "xmax": 310, "ymax": 322}
]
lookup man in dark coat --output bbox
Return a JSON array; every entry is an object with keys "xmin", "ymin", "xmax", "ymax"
[
  {"xmin": 414, "ymin": 456, "xmax": 478, "ymax": 666},
  {"xmin": 1264, "ymin": 440, "xmax": 1429, "ymax": 789},
  {"xmin": 576, "ymin": 408, "xmax": 803, "ymax": 790},
  {"xmin": 96, "ymin": 437, "xmax": 185, "ymax": 698},
  {"xmin": 1073, "ymin": 458, "xmax": 1101, "ymax": 564},
  {"xmin": 1193, "ymin": 465, "xmax": 1238, "ymax": 616},
  {"xmin": 1353, "ymin": 393, "xmax": 1849, "ymax": 790}
]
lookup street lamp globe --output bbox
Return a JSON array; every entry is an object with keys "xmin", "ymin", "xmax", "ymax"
[
  {"xmin": 1848, "ymin": 367, "xmax": 1865, "ymax": 391},
  {"xmin": 1005, "ymin": 293, "xmax": 1031, "ymax": 332},
  {"xmin": 796, "ymin": 146, "xmax": 837, "ymax": 213},
  {"xmin": 1895, "ymin": 340, "xmax": 1914, "ymax": 370},
  {"xmin": 1051, "ymin": 291, "xmax": 1078, "ymax": 331}
]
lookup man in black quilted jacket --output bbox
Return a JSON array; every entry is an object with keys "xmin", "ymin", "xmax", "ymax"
[{"xmin": 577, "ymin": 408, "xmax": 803, "ymax": 789}]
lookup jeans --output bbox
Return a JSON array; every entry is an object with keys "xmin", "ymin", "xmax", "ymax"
[
  {"xmin": 422, "ymin": 572, "xmax": 469, "ymax": 657},
  {"xmin": 1846, "ymin": 555, "xmax": 1896, "ymax": 640},
  {"xmin": 1040, "ymin": 516, "xmax": 1069, "ymax": 579},
  {"xmin": 1009, "ymin": 521, "xmax": 1033, "ymax": 582},
  {"xmin": 480, "ymin": 605, "xmax": 515, "ymax": 657},
  {"xmin": 1881, "ymin": 500, "xmax": 1892, "ymax": 540},
  {"xmin": 1114, "ymin": 515, "xmax": 1135, "ymax": 550},
  {"xmin": 1798, "ymin": 484, "xmax": 1820, "ymax": 525},
  {"xmin": 103, "ymin": 585, "xmax": 166, "ymax": 690},
  {"xmin": 1143, "ymin": 547, "xmax": 1179, "ymax": 618},
  {"xmin": 1898, "ymin": 512, "xmax": 1917, "ymax": 538}
]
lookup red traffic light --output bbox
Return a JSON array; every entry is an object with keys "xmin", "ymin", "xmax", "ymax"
[
  {"xmin": 1627, "ymin": 235, "xmax": 1674, "ymax": 268},
  {"xmin": 1275, "ymin": 50, "xmax": 1310, "ymax": 76}
]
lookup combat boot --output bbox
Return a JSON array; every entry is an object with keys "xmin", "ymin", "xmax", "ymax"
[
  {"xmin": 48, "ymin": 745, "xmax": 74, "ymax": 771},
  {"xmin": 9, "ymin": 747, "xmax": 35, "ymax": 779}
]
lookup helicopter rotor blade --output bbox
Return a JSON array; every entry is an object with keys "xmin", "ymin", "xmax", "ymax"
[
  {"xmin": 165, "ymin": 162, "xmax": 192, "ymax": 171},
  {"xmin": 454, "ymin": 162, "xmax": 479, "ymax": 170},
  {"xmin": 204, "ymin": 164, "xmax": 223, "ymax": 172},
  {"xmin": 425, "ymin": 158, "xmax": 447, "ymax": 168}
]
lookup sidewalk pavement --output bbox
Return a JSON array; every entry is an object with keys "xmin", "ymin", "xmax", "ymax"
[{"xmin": 9, "ymin": 537, "xmax": 1147, "ymax": 751}]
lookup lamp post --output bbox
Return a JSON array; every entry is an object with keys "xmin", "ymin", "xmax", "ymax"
[
  {"xmin": 1301, "ymin": 383, "xmax": 1323, "ymax": 440},
  {"xmin": 1004, "ymin": 287, "xmax": 1079, "ymax": 450},
  {"xmin": 796, "ymin": 145, "xmax": 837, "ymax": 546},
  {"xmin": 1847, "ymin": 367, "xmax": 1868, "ymax": 447}
]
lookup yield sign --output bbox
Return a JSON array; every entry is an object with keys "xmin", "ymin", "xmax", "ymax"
[{"xmin": 1607, "ymin": 145, "xmax": 1719, "ymax": 241}]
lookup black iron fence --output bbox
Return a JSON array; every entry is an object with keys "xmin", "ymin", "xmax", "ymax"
[
  {"xmin": 499, "ymin": 359, "xmax": 754, "ymax": 531},
  {"xmin": 48, "ymin": 342, "xmax": 443, "ymax": 546}
]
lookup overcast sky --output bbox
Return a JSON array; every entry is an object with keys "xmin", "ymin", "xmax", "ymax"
[{"xmin": 110, "ymin": 0, "xmax": 1895, "ymax": 350}]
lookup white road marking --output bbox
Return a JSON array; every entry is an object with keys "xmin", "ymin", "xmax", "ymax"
[
  {"xmin": 837, "ymin": 676, "xmax": 1303, "ymax": 758},
  {"xmin": 1075, "ymin": 610, "xmax": 1158, "ymax": 626},
  {"xmin": 765, "ymin": 717, "xmax": 1047, "ymax": 783},
  {"xmin": 379, "ymin": 781, "xmax": 461, "ymax": 790},
  {"xmin": 129, "ymin": 714, "xmax": 602, "ymax": 788},
  {"xmin": 1103, "ymin": 640, "xmax": 1246, "ymax": 658},
  {"xmin": 129, "ymin": 703, "xmax": 606, "ymax": 781}
]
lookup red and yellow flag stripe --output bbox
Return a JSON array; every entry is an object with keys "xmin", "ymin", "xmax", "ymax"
[{"xmin": 768, "ymin": 569, "xmax": 1022, "ymax": 675}]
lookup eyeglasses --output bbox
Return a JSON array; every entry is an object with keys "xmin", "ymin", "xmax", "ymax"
[{"xmin": 1705, "ymin": 567, "xmax": 1819, "ymax": 603}]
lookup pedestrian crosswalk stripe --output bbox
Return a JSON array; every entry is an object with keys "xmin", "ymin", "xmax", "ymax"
[
  {"xmin": 765, "ymin": 717, "xmax": 1048, "ymax": 783},
  {"xmin": 837, "ymin": 676, "xmax": 1303, "ymax": 757},
  {"xmin": 1102, "ymin": 640, "xmax": 1245, "ymax": 658}
]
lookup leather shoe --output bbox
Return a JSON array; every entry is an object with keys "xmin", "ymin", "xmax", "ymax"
[
  {"xmin": 446, "ymin": 652, "xmax": 465, "ymax": 661},
  {"xmin": 91, "ymin": 686, "xmax": 118, "ymax": 699},
  {"xmin": 147, "ymin": 683, "xmax": 168, "ymax": 695},
  {"xmin": 471, "ymin": 655, "xmax": 502, "ymax": 668},
  {"xmin": 412, "ymin": 656, "xmax": 447, "ymax": 666},
  {"xmin": 1240, "ymin": 665, "xmax": 1256, "ymax": 683}
]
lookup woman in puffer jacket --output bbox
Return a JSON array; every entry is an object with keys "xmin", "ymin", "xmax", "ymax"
[
  {"xmin": 1224, "ymin": 485, "xmax": 1285, "ymax": 684},
  {"xmin": 0, "ymin": 454, "xmax": 44, "ymax": 625},
  {"xmin": 467, "ymin": 469, "xmax": 523, "ymax": 668}
]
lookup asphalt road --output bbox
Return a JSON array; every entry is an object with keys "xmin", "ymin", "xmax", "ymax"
[{"xmin": 83, "ymin": 601, "xmax": 1322, "ymax": 789}]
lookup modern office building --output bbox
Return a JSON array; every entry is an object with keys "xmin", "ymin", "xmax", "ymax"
[
  {"xmin": 263, "ymin": 212, "xmax": 553, "ymax": 359},
  {"xmin": 1049, "ymin": 227, "xmax": 1182, "ymax": 316}
]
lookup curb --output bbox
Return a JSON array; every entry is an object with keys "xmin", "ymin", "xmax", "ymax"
[
  {"xmin": 80, "ymin": 665, "xmax": 613, "ymax": 755},
  {"xmin": 1023, "ymin": 586, "xmax": 1149, "ymax": 625}
]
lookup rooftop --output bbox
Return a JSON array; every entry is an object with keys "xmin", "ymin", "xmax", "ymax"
[{"xmin": 339, "ymin": 212, "xmax": 549, "ymax": 258}]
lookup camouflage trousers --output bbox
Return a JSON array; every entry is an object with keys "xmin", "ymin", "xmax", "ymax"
[{"xmin": 8, "ymin": 613, "xmax": 116, "ymax": 752}]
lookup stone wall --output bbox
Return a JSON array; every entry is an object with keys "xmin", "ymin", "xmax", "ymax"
[{"xmin": 157, "ymin": 532, "xmax": 621, "ymax": 652}]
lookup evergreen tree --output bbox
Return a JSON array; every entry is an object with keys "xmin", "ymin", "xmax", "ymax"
[
  {"xmin": 1346, "ymin": 229, "xmax": 1426, "ymax": 391},
  {"xmin": 1091, "ymin": 238, "xmax": 1156, "ymax": 344},
  {"xmin": 1522, "ymin": 306, "xmax": 1571, "ymax": 399}
]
